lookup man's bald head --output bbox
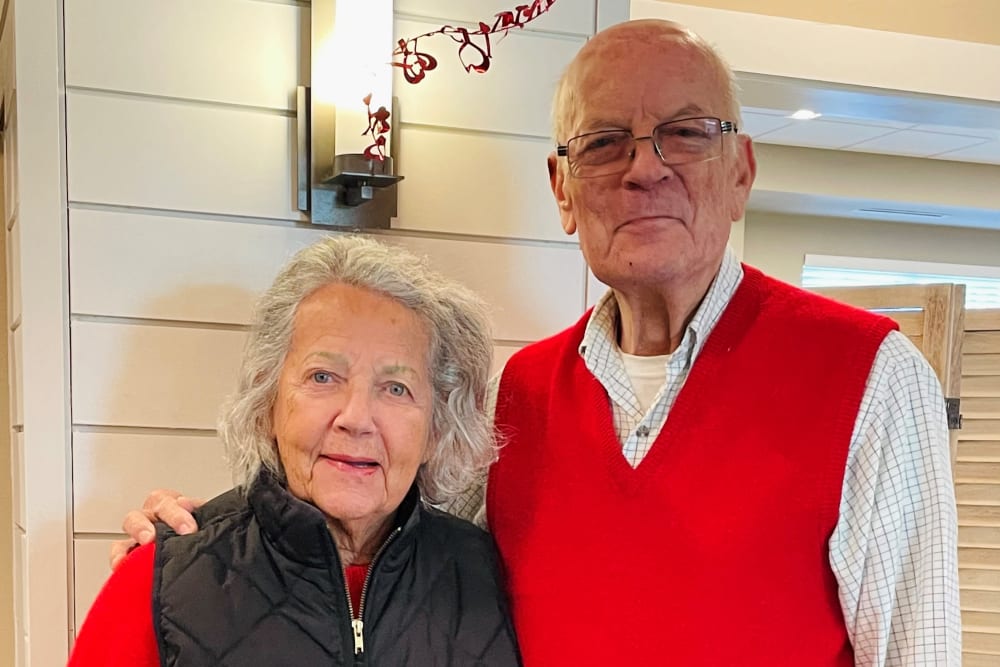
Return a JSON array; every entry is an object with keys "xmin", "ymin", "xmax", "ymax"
[{"xmin": 551, "ymin": 19, "xmax": 740, "ymax": 144}]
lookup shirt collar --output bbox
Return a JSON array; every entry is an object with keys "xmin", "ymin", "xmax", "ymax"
[{"xmin": 580, "ymin": 246, "xmax": 744, "ymax": 370}]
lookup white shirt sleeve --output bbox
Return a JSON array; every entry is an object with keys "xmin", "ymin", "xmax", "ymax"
[{"xmin": 829, "ymin": 330, "xmax": 962, "ymax": 666}]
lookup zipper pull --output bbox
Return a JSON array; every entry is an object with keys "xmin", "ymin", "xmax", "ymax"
[{"xmin": 352, "ymin": 618, "xmax": 365, "ymax": 655}]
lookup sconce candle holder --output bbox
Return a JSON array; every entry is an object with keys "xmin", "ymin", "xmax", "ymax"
[{"xmin": 322, "ymin": 154, "xmax": 403, "ymax": 207}]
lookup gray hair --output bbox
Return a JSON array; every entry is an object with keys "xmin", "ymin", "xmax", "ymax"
[
  {"xmin": 552, "ymin": 19, "xmax": 742, "ymax": 145},
  {"xmin": 219, "ymin": 234, "xmax": 496, "ymax": 505}
]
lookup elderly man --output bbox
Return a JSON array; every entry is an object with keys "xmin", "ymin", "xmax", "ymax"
[{"xmin": 114, "ymin": 19, "xmax": 960, "ymax": 666}]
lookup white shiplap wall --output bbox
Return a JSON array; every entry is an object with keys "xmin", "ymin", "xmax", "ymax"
[
  {"xmin": 8, "ymin": 0, "xmax": 73, "ymax": 663},
  {"xmin": 61, "ymin": 0, "xmax": 628, "ymax": 649}
]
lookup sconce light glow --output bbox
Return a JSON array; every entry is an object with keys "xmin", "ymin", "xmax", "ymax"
[
  {"xmin": 789, "ymin": 109, "xmax": 822, "ymax": 120},
  {"xmin": 329, "ymin": 0, "xmax": 394, "ymax": 156}
]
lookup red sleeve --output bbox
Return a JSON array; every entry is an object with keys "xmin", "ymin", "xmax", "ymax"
[{"xmin": 68, "ymin": 542, "xmax": 160, "ymax": 667}]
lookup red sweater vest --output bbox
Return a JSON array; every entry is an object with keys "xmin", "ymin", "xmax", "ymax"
[{"xmin": 488, "ymin": 267, "xmax": 897, "ymax": 666}]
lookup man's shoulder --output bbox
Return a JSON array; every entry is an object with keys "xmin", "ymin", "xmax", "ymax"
[
  {"xmin": 418, "ymin": 504, "xmax": 499, "ymax": 565},
  {"xmin": 750, "ymin": 267, "xmax": 897, "ymax": 333},
  {"xmin": 421, "ymin": 503, "xmax": 491, "ymax": 541}
]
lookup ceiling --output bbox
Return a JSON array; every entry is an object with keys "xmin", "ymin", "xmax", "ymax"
[{"xmin": 735, "ymin": 73, "xmax": 1000, "ymax": 229}]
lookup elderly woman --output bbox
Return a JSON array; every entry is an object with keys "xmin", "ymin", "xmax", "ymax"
[{"xmin": 70, "ymin": 236, "xmax": 521, "ymax": 666}]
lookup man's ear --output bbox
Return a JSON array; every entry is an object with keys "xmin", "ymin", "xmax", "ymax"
[
  {"xmin": 548, "ymin": 153, "xmax": 576, "ymax": 235},
  {"xmin": 728, "ymin": 135, "xmax": 757, "ymax": 222}
]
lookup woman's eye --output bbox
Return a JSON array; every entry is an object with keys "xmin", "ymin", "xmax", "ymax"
[
  {"xmin": 312, "ymin": 371, "xmax": 333, "ymax": 384},
  {"xmin": 386, "ymin": 382, "xmax": 409, "ymax": 397}
]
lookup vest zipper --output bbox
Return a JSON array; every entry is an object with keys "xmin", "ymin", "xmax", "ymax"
[{"xmin": 344, "ymin": 526, "xmax": 402, "ymax": 660}]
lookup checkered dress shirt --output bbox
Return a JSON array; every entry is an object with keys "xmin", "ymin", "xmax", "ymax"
[{"xmin": 445, "ymin": 248, "xmax": 961, "ymax": 665}]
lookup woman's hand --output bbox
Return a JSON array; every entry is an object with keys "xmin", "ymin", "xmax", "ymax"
[{"xmin": 109, "ymin": 489, "xmax": 205, "ymax": 570}]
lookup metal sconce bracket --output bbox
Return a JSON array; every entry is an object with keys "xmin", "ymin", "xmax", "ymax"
[{"xmin": 321, "ymin": 153, "xmax": 402, "ymax": 207}]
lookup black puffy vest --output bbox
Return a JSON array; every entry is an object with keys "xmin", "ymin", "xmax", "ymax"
[{"xmin": 153, "ymin": 472, "xmax": 521, "ymax": 666}]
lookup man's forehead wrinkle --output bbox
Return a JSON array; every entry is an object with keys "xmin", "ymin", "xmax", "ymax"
[{"xmin": 572, "ymin": 47, "xmax": 716, "ymax": 134}]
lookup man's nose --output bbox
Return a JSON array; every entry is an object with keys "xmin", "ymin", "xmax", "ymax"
[
  {"xmin": 333, "ymin": 383, "xmax": 376, "ymax": 436},
  {"xmin": 623, "ymin": 136, "xmax": 673, "ymax": 186}
]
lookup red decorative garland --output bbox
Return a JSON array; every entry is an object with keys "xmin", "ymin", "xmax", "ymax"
[
  {"xmin": 393, "ymin": 0, "xmax": 558, "ymax": 84},
  {"xmin": 361, "ymin": 1, "xmax": 558, "ymax": 161},
  {"xmin": 362, "ymin": 93, "xmax": 391, "ymax": 161}
]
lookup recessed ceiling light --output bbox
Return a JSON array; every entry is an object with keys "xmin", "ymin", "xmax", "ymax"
[{"xmin": 788, "ymin": 109, "xmax": 822, "ymax": 120}]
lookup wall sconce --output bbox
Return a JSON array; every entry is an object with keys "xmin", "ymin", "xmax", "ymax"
[{"xmin": 298, "ymin": 0, "xmax": 401, "ymax": 228}]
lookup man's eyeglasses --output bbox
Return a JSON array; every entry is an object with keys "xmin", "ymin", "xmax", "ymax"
[{"xmin": 556, "ymin": 117, "xmax": 738, "ymax": 179}]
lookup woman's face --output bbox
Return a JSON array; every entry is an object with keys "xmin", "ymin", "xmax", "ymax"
[{"xmin": 271, "ymin": 282, "xmax": 434, "ymax": 530}]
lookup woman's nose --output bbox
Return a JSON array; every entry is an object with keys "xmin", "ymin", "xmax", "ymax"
[{"xmin": 332, "ymin": 383, "xmax": 376, "ymax": 436}]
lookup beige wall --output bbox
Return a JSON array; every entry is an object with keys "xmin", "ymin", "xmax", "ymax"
[
  {"xmin": 743, "ymin": 211, "xmax": 1000, "ymax": 286},
  {"xmin": 0, "ymin": 87, "xmax": 12, "ymax": 667},
  {"xmin": 0, "ymin": 0, "xmax": 14, "ymax": 664},
  {"xmin": 670, "ymin": 0, "xmax": 1000, "ymax": 45}
]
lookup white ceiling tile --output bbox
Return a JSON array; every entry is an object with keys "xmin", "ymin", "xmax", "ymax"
[
  {"xmin": 740, "ymin": 111, "xmax": 793, "ymax": 137},
  {"xmin": 847, "ymin": 129, "xmax": 988, "ymax": 157},
  {"xmin": 932, "ymin": 140, "xmax": 1000, "ymax": 165},
  {"xmin": 756, "ymin": 119, "xmax": 897, "ymax": 149},
  {"xmin": 740, "ymin": 105, "xmax": 789, "ymax": 117},
  {"xmin": 819, "ymin": 114, "xmax": 916, "ymax": 129},
  {"xmin": 909, "ymin": 122, "xmax": 999, "ymax": 140}
]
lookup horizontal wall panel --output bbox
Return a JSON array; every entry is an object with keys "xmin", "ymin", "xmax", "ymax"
[
  {"xmin": 885, "ymin": 311, "xmax": 922, "ymax": 338},
  {"xmin": 966, "ymin": 332, "xmax": 1000, "ymax": 355},
  {"xmin": 393, "ymin": 17, "xmax": 584, "ymax": 137},
  {"xmin": 395, "ymin": 0, "xmax": 596, "ymax": 37},
  {"xmin": 964, "ymin": 612, "xmax": 1000, "ymax": 634},
  {"xmin": 956, "ymin": 462, "xmax": 1000, "ymax": 484},
  {"xmin": 963, "ymin": 569, "xmax": 1000, "ymax": 591},
  {"xmin": 962, "ymin": 526, "xmax": 1000, "ymax": 548},
  {"xmin": 69, "ymin": 210, "xmax": 302, "ymax": 324},
  {"xmin": 13, "ymin": 430, "xmax": 24, "ymax": 530},
  {"xmin": 67, "ymin": 91, "xmax": 303, "ymax": 221},
  {"xmin": 968, "ymin": 311, "xmax": 1000, "ymax": 332},
  {"xmin": 958, "ymin": 486, "xmax": 1000, "ymax": 506},
  {"xmin": 394, "ymin": 126, "xmax": 563, "ymax": 241},
  {"xmin": 965, "ymin": 398, "xmax": 1000, "ymax": 418},
  {"xmin": 69, "ymin": 210, "xmax": 587, "ymax": 342},
  {"xmin": 8, "ymin": 217, "xmax": 20, "ymax": 324},
  {"xmin": 65, "ymin": 0, "xmax": 305, "ymax": 110},
  {"xmin": 959, "ymin": 442, "xmax": 1000, "ymax": 463},
  {"xmin": 964, "ymin": 631, "xmax": 1000, "ymax": 654},
  {"xmin": 963, "ymin": 420, "xmax": 1000, "ymax": 440},
  {"xmin": 74, "ymin": 539, "xmax": 115, "ymax": 633},
  {"xmin": 390, "ymin": 234, "xmax": 586, "ymax": 342},
  {"xmin": 962, "ymin": 548, "xmax": 1000, "ymax": 570},
  {"xmin": 11, "ymin": 323, "xmax": 21, "ymax": 427},
  {"xmin": 71, "ymin": 321, "xmax": 245, "ymax": 429},
  {"xmin": 964, "ymin": 376, "xmax": 1000, "ymax": 397},
  {"xmin": 962, "ymin": 590, "xmax": 1000, "ymax": 612},
  {"xmin": 73, "ymin": 431, "xmax": 231, "ymax": 533},
  {"xmin": 965, "ymin": 652, "xmax": 1000, "ymax": 667},
  {"xmin": 966, "ymin": 355, "xmax": 1000, "ymax": 376},
  {"xmin": 962, "ymin": 506, "xmax": 1000, "ymax": 526}
]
